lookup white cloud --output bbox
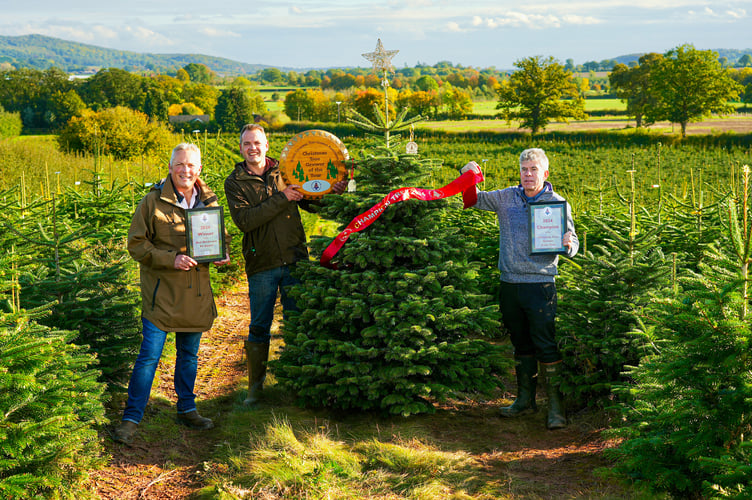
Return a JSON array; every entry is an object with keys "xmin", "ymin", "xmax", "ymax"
[
  {"xmin": 446, "ymin": 21, "xmax": 463, "ymax": 32},
  {"xmin": 725, "ymin": 9, "xmax": 747, "ymax": 19},
  {"xmin": 199, "ymin": 27, "xmax": 240, "ymax": 38},
  {"xmin": 561, "ymin": 14, "xmax": 600, "ymax": 25}
]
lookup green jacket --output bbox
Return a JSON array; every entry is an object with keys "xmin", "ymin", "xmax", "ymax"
[
  {"xmin": 127, "ymin": 176, "xmax": 222, "ymax": 332},
  {"xmin": 224, "ymin": 158, "xmax": 312, "ymax": 277}
]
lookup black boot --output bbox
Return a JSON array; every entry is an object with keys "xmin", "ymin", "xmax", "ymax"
[
  {"xmin": 244, "ymin": 340, "xmax": 269, "ymax": 405},
  {"xmin": 541, "ymin": 361, "xmax": 567, "ymax": 429},
  {"xmin": 500, "ymin": 356, "xmax": 538, "ymax": 417}
]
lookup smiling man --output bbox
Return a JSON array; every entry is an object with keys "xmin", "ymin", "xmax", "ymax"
[
  {"xmin": 460, "ymin": 148, "xmax": 578, "ymax": 430},
  {"xmin": 113, "ymin": 143, "xmax": 230, "ymax": 445},
  {"xmin": 224, "ymin": 124, "xmax": 347, "ymax": 406}
]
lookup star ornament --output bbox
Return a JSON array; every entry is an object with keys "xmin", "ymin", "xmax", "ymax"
[{"xmin": 362, "ymin": 39, "xmax": 399, "ymax": 74}]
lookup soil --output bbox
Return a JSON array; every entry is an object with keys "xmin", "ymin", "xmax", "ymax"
[{"xmin": 88, "ymin": 286, "xmax": 626, "ymax": 500}]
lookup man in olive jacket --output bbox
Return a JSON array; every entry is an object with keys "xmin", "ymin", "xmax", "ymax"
[
  {"xmin": 225, "ymin": 124, "xmax": 345, "ymax": 405},
  {"xmin": 113, "ymin": 143, "xmax": 230, "ymax": 444}
]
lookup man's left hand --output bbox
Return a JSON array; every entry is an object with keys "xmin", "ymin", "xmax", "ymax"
[
  {"xmin": 213, "ymin": 253, "xmax": 231, "ymax": 266},
  {"xmin": 332, "ymin": 180, "xmax": 348, "ymax": 194},
  {"xmin": 563, "ymin": 231, "xmax": 573, "ymax": 249}
]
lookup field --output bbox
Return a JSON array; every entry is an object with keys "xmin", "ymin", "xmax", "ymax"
[{"xmin": 3, "ymin": 120, "xmax": 752, "ymax": 499}]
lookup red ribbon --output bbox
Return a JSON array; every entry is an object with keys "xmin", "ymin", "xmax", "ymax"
[{"xmin": 320, "ymin": 169, "xmax": 484, "ymax": 268}]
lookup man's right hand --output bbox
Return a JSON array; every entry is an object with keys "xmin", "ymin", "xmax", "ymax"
[
  {"xmin": 460, "ymin": 161, "xmax": 482, "ymax": 176},
  {"xmin": 282, "ymin": 184, "xmax": 303, "ymax": 202}
]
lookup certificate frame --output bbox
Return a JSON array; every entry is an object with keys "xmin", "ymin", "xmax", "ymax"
[
  {"xmin": 185, "ymin": 206, "xmax": 226, "ymax": 263},
  {"xmin": 528, "ymin": 200, "xmax": 568, "ymax": 255}
]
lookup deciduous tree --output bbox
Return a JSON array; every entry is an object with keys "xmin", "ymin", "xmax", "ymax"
[
  {"xmin": 648, "ymin": 44, "xmax": 742, "ymax": 137},
  {"xmin": 496, "ymin": 55, "xmax": 585, "ymax": 134},
  {"xmin": 609, "ymin": 53, "xmax": 663, "ymax": 128},
  {"xmin": 182, "ymin": 63, "xmax": 214, "ymax": 84},
  {"xmin": 215, "ymin": 86, "xmax": 266, "ymax": 131}
]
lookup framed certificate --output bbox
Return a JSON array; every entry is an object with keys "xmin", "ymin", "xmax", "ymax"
[
  {"xmin": 529, "ymin": 201, "xmax": 568, "ymax": 254},
  {"xmin": 185, "ymin": 206, "xmax": 226, "ymax": 263}
]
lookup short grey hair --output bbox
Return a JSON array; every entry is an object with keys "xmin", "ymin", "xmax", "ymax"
[
  {"xmin": 170, "ymin": 143, "xmax": 201, "ymax": 166},
  {"xmin": 519, "ymin": 148, "xmax": 549, "ymax": 171}
]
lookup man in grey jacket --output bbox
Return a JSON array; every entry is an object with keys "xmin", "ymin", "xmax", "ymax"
[{"xmin": 461, "ymin": 148, "xmax": 578, "ymax": 429}]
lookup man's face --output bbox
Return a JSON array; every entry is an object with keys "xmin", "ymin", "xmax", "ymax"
[
  {"xmin": 520, "ymin": 160, "xmax": 549, "ymax": 197},
  {"xmin": 240, "ymin": 128, "xmax": 269, "ymax": 169},
  {"xmin": 169, "ymin": 149, "xmax": 202, "ymax": 194}
]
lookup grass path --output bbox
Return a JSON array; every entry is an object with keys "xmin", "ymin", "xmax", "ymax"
[{"xmin": 89, "ymin": 286, "xmax": 640, "ymax": 499}]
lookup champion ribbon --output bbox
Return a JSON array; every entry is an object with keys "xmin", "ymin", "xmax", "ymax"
[{"xmin": 320, "ymin": 169, "xmax": 484, "ymax": 268}]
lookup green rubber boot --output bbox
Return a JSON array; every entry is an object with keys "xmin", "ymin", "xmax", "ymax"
[
  {"xmin": 500, "ymin": 356, "xmax": 538, "ymax": 417},
  {"xmin": 244, "ymin": 340, "xmax": 269, "ymax": 405},
  {"xmin": 541, "ymin": 361, "xmax": 567, "ymax": 429}
]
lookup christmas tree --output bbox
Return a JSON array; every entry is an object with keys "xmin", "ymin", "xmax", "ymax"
[{"xmin": 273, "ymin": 40, "xmax": 508, "ymax": 416}]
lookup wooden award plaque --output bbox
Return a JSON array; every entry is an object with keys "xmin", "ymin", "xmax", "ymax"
[{"xmin": 279, "ymin": 130, "xmax": 349, "ymax": 199}]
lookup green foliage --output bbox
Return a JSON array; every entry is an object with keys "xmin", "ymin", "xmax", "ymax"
[
  {"xmin": 609, "ymin": 53, "xmax": 663, "ymax": 128},
  {"xmin": 12, "ymin": 184, "xmax": 141, "ymax": 384},
  {"xmin": 273, "ymin": 122, "xmax": 509, "ymax": 416},
  {"xmin": 215, "ymin": 86, "xmax": 266, "ymax": 132},
  {"xmin": 607, "ymin": 243, "xmax": 752, "ymax": 498},
  {"xmin": 556, "ymin": 210, "xmax": 674, "ymax": 407},
  {"xmin": 648, "ymin": 44, "xmax": 743, "ymax": 137},
  {"xmin": 183, "ymin": 63, "xmax": 215, "ymax": 84},
  {"xmin": 496, "ymin": 55, "xmax": 586, "ymax": 134},
  {"xmin": 0, "ymin": 67, "xmax": 75, "ymax": 129},
  {"xmin": 0, "ymin": 109, "xmax": 22, "ymax": 138},
  {"xmin": 0, "ymin": 34, "xmax": 269, "ymax": 74},
  {"xmin": 0, "ymin": 308, "xmax": 107, "ymax": 500},
  {"xmin": 57, "ymin": 106, "xmax": 175, "ymax": 160}
]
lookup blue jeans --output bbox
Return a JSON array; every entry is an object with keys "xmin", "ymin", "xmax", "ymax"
[
  {"xmin": 247, "ymin": 265, "xmax": 299, "ymax": 343},
  {"xmin": 122, "ymin": 317, "xmax": 203, "ymax": 424}
]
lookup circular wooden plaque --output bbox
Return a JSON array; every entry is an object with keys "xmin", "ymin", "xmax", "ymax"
[{"xmin": 279, "ymin": 130, "xmax": 349, "ymax": 199}]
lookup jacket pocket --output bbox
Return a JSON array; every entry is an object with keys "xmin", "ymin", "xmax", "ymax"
[{"xmin": 150, "ymin": 278, "xmax": 161, "ymax": 311}]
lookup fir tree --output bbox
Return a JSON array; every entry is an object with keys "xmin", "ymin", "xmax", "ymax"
[
  {"xmin": 4, "ymin": 174, "xmax": 140, "ymax": 385},
  {"xmin": 0, "ymin": 306, "xmax": 107, "ymax": 499},
  {"xmin": 273, "ymin": 108, "xmax": 508, "ymax": 416},
  {"xmin": 606, "ymin": 169, "xmax": 752, "ymax": 498},
  {"xmin": 557, "ymin": 170, "xmax": 676, "ymax": 407}
]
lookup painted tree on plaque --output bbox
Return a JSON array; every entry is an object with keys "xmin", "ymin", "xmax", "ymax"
[{"xmin": 272, "ymin": 40, "xmax": 509, "ymax": 416}]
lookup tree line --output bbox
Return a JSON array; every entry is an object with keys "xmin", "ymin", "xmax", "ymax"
[
  {"xmin": 1, "ymin": 44, "xmax": 749, "ymax": 150},
  {"xmin": 498, "ymin": 44, "xmax": 747, "ymax": 137}
]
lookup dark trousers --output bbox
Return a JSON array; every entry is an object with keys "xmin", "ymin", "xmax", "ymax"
[{"xmin": 499, "ymin": 281, "xmax": 561, "ymax": 363}]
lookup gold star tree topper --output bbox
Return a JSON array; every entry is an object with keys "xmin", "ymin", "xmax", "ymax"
[{"xmin": 362, "ymin": 39, "xmax": 399, "ymax": 75}]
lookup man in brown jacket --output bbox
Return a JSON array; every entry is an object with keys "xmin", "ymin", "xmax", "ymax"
[
  {"xmin": 224, "ymin": 124, "xmax": 345, "ymax": 405},
  {"xmin": 113, "ymin": 142, "xmax": 230, "ymax": 444}
]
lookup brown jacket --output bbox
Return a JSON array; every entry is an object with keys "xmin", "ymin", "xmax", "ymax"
[
  {"xmin": 127, "ymin": 176, "xmax": 225, "ymax": 332},
  {"xmin": 224, "ymin": 158, "xmax": 312, "ymax": 277}
]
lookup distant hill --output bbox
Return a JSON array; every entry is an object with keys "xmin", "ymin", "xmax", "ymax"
[{"xmin": 0, "ymin": 34, "xmax": 278, "ymax": 75}]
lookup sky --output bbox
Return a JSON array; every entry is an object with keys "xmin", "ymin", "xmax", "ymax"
[{"xmin": 1, "ymin": 0, "xmax": 751, "ymax": 70}]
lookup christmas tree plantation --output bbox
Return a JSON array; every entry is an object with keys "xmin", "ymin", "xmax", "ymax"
[{"xmin": 273, "ymin": 142, "xmax": 509, "ymax": 416}]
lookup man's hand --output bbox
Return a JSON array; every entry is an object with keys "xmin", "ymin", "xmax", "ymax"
[
  {"xmin": 460, "ymin": 161, "xmax": 482, "ymax": 176},
  {"xmin": 174, "ymin": 253, "xmax": 198, "ymax": 271},
  {"xmin": 563, "ymin": 231, "xmax": 573, "ymax": 249},
  {"xmin": 213, "ymin": 253, "xmax": 231, "ymax": 266},
  {"xmin": 331, "ymin": 179, "xmax": 348, "ymax": 194},
  {"xmin": 282, "ymin": 184, "xmax": 303, "ymax": 202}
]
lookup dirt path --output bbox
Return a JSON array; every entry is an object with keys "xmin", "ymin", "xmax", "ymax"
[
  {"xmin": 89, "ymin": 290, "xmax": 250, "ymax": 500},
  {"xmin": 89, "ymin": 287, "xmax": 623, "ymax": 499}
]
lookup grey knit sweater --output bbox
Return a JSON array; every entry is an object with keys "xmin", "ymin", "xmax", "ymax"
[{"xmin": 473, "ymin": 182, "xmax": 579, "ymax": 284}]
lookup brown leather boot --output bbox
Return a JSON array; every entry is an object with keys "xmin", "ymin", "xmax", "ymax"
[
  {"xmin": 176, "ymin": 409, "xmax": 214, "ymax": 430},
  {"xmin": 113, "ymin": 420, "xmax": 138, "ymax": 444},
  {"xmin": 244, "ymin": 341, "xmax": 270, "ymax": 405}
]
